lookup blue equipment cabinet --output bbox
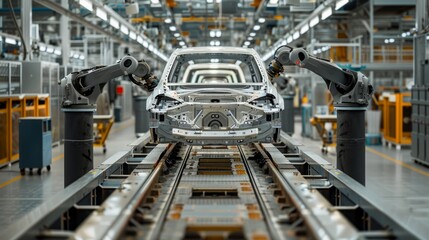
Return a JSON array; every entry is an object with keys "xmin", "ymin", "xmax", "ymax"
[{"xmin": 19, "ymin": 117, "xmax": 52, "ymax": 175}]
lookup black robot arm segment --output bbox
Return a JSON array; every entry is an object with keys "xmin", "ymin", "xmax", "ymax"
[
  {"xmin": 266, "ymin": 45, "xmax": 295, "ymax": 80},
  {"xmin": 74, "ymin": 56, "xmax": 151, "ymax": 96},
  {"xmin": 289, "ymin": 48, "xmax": 355, "ymax": 93},
  {"xmin": 267, "ymin": 45, "xmax": 372, "ymax": 107},
  {"xmin": 61, "ymin": 55, "xmax": 157, "ymax": 107}
]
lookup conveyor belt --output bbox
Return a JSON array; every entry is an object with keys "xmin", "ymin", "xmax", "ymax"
[{"xmin": 1, "ymin": 132, "xmax": 422, "ymax": 239}]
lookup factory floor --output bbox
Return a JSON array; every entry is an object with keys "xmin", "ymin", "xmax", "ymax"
[{"xmin": 0, "ymin": 117, "xmax": 429, "ymax": 231}]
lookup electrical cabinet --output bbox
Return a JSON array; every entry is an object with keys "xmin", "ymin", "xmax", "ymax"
[
  {"xmin": 22, "ymin": 61, "xmax": 60, "ymax": 145},
  {"xmin": 0, "ymin": 61, "xmax": 22, "ymax": 95},
  {"xmin": 18, "ymin": 117, "xmax": 52, "ymax": 175}
]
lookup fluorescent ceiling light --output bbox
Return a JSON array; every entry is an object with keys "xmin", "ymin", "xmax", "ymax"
[
  {"xmin": 109, "ymin": 18, "xmax": 119, "ymax": 29},
  {"xmin": 335, "ymin": 0, "xmax": 349, "ymax": 10},
  {"xmin": 179, "ymin": 41, "xmax": 185, "ymax": 46},
  {"xmin": 389, "ymin": 38, "xmax": 395, "ymax": 43},
  {"xmin": 309, "ymin": 16, "xmax": 319, "ymax": 27},
  {"xmin": 169, "ymin": 26, "xmax": 177, "ymax": 31},
  {"xmin": 293, "ymin": 32, "xmax": 300, "ymax": 40},
  {"xmin": 5, "ymin": 38, "xmax": 17, "ymax": 45},
  {"xmin": 207, "ymin": 0, "xmax": 213, "ymax": 3},
  {"xmin": 253, "ymin": 25, "xmax": 261, "ymax": 31},
  {"xmin": 211, "ymin": 59, "xmax": 219, "ymax": 63},
  {"xmin": 129, "ymin": 32, "xmax": 137, "ymax": 40},
  {"xmin": 121, "ymin": 25, "xmax": 129, "ymax": 34},
  {"xmin": 79, "ymin": 55, "xmax": 85, "ymax": 60},
  {"xmin": 39, "ymin": 45, "xmax": 46, "ymax": 52},
  {"xmin": 267, "ymin": 0, "xmax": 278, "ymax": 7},
  {"xmin": 79, "ymin": 0, "xmax": 93, "ymax": 11},
  {"xmin": 258, "ymin": 18, "xmax": 266, "ymax": 23},
  {"xmin": 216, "ymin": 30, "xmax": 221, "ymax": 37},
  {"xmin": 148, "ymin": 45, "xmax": 154, "ymax": 51},
  {"xmin": 54, "ymin": 49, "xmax": 62, "ymax": 56},
  {"xmin": 281, "ymin": 39, "xmax": 287, "ymax": 45},
  {"xmin": 249, "ymin": 32, "xmax": 256, "ymax": 37},
  {"xmin": 137, "ymin": 36, "xmax": 143, "ymax": 44},
  {"xmin": 321, "ymin": 7, "xmax": 332, "ymax": 20},
  {"xmin": 174, "ymin": 33, "xmax": 180, "ymax": 37},
  {"xmin": 73, "ymin": 54, "xmax": 79, "ymax": 58},
  {"xmin": 244, "ymin": 41, "xmax": 250, "ymax": 46},
  {"xmin": 210, "ymin": 30, "xmax": 215, "ymax": 37},
  {"xmin": 300, "ymin": 24, "xmax": 309, "ymax": 34},
  {"xmin": 164, "ymin": 18, "xmax": 172, "ymax": 24},
  {"xmin": 143, "ymin": 41, "xmax": 149, "ymax": 48},
  {"xmin": 46, "ymin": 46, "xmax": 54, "ymax": 53},
  {"xmin": 286, "ymin": 35, "xmax": 293, "ymax": 43},
  {"xmin": 248, "ymin": 37, "xmax": 253, "ymax": 41},
  {"xmin": 96, "ymin": 8, "xmax": 107, "ymax": 21}
]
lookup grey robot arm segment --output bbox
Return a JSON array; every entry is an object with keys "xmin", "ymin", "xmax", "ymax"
[{"xmin": 61, "ymin": 55, "xmax": 156, "ymax": 107}]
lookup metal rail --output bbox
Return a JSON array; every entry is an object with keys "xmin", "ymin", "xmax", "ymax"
[
  {"xmin": 238, "ymin": 145, "xmax": 283, "ymax": 240},
  {"xmin": 147, "ymin": 146, "xmax": 192, "ymax": 240}
]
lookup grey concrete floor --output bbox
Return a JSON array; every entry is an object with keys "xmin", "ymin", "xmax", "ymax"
[
  {"xmin": 1, "ymin": 116, "xmax": 429, "ymax": 234},
  {"xmin": 0, "ymin": 117, "xmax": 136, "ymax": 227}
]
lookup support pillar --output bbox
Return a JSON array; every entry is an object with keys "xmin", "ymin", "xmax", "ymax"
[
  {"xmin": 21, "ymin": 0, "xmax": 32, "ymax": 60},
  {"xmin": 61, "ymin": 0, "xmax": 70, "ymax": 65},
  {"xmin": 63, "ymin": 106, "xmax": 95, "ymax": 187},
  {"xmin": 336, "ymin": 107, "xmax": 366, "ymax": 186}
]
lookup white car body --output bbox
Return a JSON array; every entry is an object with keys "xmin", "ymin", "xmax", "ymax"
[{"xmin": 147, "ymin": 47, "xmax": 284, "ymax": 145}]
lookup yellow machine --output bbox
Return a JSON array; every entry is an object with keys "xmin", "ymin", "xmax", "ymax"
[
  {"xmin": 374, "ymin": 91, "xmax": 411, "ymax": 149},
  {"xmin": 93, "ymin": 115, "xmax": 114, "ymax": 154},
  {"xmin": 310, "ymin": 114, "xmax": 337, "ymax": 154}
]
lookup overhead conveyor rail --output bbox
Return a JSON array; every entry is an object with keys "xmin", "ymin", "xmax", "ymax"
[{"xmin": 0, "ymin": 132, "xmax": 423, "ymax": 239}]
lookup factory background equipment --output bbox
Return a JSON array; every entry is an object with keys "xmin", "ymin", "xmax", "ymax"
[{"xmin": 18, "ymin": 117, "xmax": 52, "ymax": 175}]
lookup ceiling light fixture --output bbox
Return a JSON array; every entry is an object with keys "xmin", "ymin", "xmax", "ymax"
[
  {"xmin": 129, "ymin": 32, "xmax": 137, "ymax": 40},
  {"xmin": 169, "ymin": 26, "xmax": 177, "ymax": 31},
  {"xmin": 249, "ymin": 32, "xmax": 256, "ymax": 37},
  {"xmin": 309, "ymin": 16, "xmax": 319, "ymax": 27},
  {"xmin": 253, "ymin": 25, "xmax": 261, "ymax": 31},
  {"xmin": 258, "ymin": 18, "xmax": 266, "ymax": 23},
  {"xmin": 321, "ymin": 7, "xmax": 332, "ymax": 20},
  {"xmin": 120, "ymin": 25, "xmax": 129, "ymax": 34},
  {"xmin": 293, "ymin": 32, "xmax": 300, "ymax": 40},
  {"xmin": 109, "ymin": 18, "xmax": 119, "ymax": 29},
  {"xmin": 164, "ymin": 18, "xmax": 172, "ymax": 24},
  {"xmin": 79, "ymin": 0, "xmax": 93, "ymax": 12},
  {"xmin": 335, "ymin": 0, "xmax": 349, "ymax": 10},
  {"xmin": 300, "ymin": 24, "xmax": 309, "ymax": 34},
  {"xmin": 96, "ymin": 8, "xmax": 107, "ymax": 21},
  {"xmin": 5, "ymin": 38, "xmax": 17, "ymax": 45}
]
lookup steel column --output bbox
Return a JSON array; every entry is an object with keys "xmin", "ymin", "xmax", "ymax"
[{"xmin": 21, "ymin": 0, "xmax": 32, "ymax": 60}]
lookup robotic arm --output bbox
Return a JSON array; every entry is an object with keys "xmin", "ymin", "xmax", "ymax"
[
  {"xmin": 61, "ymin": 55, "xmax": 158, "ymax": 107},
  {"xmin": 267, "ymin": 46, "xmax": 372, "ymax": 107}
]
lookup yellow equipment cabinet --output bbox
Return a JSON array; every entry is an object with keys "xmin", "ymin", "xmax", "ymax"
[
  {"xmin": 36, "ymin": 94, "xmax": 50, "ymax": 117},
  {"xmin": 9, "ymin": 95, "xmax": 24, "ymax": 162},
  {"xmin": 0, "ymin": 97, "xmax": 9, "ymax": 166},
  {"xmin": 0, "ymin": 94, "xmax": 52, "ymax": 166},
  {"xmin": 310, "ymin": 114, "xmax": 338, "ymax": 154},
  {"xmin": 383, "ymin": 92, "xmax": 412, "ymax": 149}
]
